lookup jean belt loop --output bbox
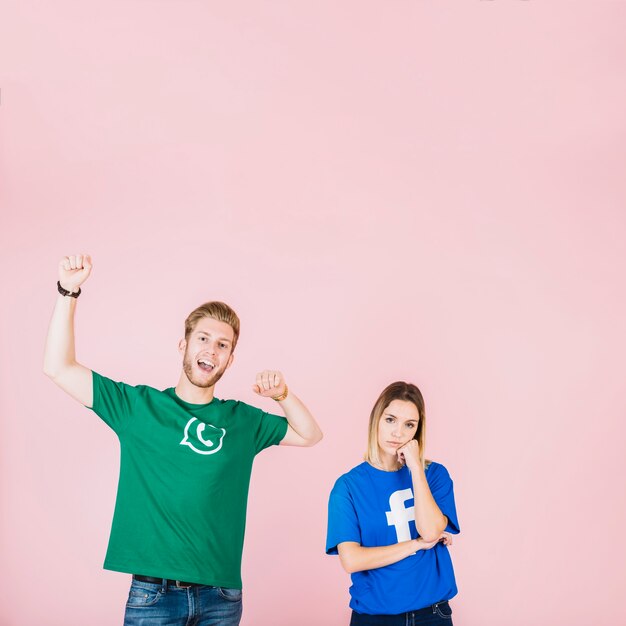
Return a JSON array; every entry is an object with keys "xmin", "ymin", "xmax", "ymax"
[{"xmin": 161, "ymin": 578, "xmax": 168, "ymax": 594}]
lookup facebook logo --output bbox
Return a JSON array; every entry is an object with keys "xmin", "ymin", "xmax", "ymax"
[{"xmin": 385, "ymin": 488, "xmax": 415, "ymax": 542}]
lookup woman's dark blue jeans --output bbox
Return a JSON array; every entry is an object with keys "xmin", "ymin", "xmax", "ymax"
[{"xmin": 350, "ymin": 601, "xmax": 453, "ymax": 626}]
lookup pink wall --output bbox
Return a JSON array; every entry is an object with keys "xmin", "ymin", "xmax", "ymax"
[{"xmin": 1, "ymin": 2, "xmax": 625, "ymax": 625}]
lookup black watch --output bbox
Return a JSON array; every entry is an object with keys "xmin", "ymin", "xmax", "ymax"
[{"xmin": 57, "ymin": 281, "xmax": 81, "ymax": 298}]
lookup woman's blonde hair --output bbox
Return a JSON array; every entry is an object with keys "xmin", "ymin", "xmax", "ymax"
[{"xmin": 365, "ymin": 381, "xmax": 428, "ymax": 470}]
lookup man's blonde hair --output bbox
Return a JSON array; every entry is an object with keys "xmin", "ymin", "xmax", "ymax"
[
  {"xmin": 365, "ymin": 381, "xmax": 428, "ymax": 470},
  {"xmin": 184, "ymin": 302, "xmax": 241, "ymax": 351}
]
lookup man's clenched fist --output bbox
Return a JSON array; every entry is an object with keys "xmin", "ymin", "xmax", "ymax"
[
  {"xmin": 59, "ymin": 254, "xmax": 93, "ymax": 293},
  {"xmin": 252, "ymin": 370, "xmax": 287, "ymax": 399}
]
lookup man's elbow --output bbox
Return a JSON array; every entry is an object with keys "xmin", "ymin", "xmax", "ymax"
[
  {"xmin": 43, "ymin": 353, "xmax": 71, "ymax": 379},
  {"xmin": 306, "ymin": 430, "xmax": 323, "ymax": 447},
  {"xmin": 43, "ymin": 362, "xmax": 69, "ymax": 381},
  {"xmin": 297, "ymin": 430, "xmax": 323, "ymax": 447},
  {"xmin": 43, "ymin": 361, "xmax": 77, "ymax": 385},
  {"xmin": 43, "ymin": 362, "xmax": 59, "ymax": 380}
]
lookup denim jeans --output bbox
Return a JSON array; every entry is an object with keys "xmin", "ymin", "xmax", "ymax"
[
  {"xmin": 123, "ymin": 578, "xmax": 243, "ymax": 626},
  {"xmin": 350, "ymin": 601, "xmax": 453, "ymax": 626}
]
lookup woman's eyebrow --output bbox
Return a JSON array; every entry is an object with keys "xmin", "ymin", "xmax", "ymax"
[{"xmin": 385, "ymin": 413, "xmax": 417, "ymax": 423}]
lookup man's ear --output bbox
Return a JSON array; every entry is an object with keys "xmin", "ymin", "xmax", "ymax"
[
  {"xmin": 178, "ymin": 338, "xmax": 187, "ymax": 356},
  {"xmin": 226, "ymin": 352, "xmax": 235, "ymax": 369}
]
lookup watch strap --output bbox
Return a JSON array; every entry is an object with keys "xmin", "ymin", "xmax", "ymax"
[{"xmin": 57, "ymin": 281, "xmax": 81, "ymax": 298}]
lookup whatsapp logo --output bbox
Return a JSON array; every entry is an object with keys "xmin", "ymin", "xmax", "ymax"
[{"xmin": 180, "ymin": 417, "xmax": 226, "ymax": 455}]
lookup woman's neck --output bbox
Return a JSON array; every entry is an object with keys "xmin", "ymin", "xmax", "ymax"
[{"xmin": 372, "ymin": 451, "xmax": 402, "ymax": 472}]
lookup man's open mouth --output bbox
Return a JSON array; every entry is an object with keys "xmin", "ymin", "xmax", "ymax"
[{"xmin": 197, "ymin": 359, "xmax": 215, "ymax": 372}]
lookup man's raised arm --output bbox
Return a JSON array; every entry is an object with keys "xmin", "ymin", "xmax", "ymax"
[
  {"xmin": 43, "ymin": 254, "xmax": 94, "ymax": 407},
  {"xmin": 252, "ymin": 370, "xmax": 323, "ymax": 447}
]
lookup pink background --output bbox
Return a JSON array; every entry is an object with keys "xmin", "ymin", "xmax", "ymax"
[{"xmin": 1, "ymin": 2, "xmax": 625, "ymax": 625}]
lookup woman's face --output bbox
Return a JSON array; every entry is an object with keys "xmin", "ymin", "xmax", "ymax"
[{"xmin": 377, "ymin": 399, "xmax": 420, "ymax": 460}]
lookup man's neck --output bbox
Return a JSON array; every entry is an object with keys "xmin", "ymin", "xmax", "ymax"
[{"xmin": 174, "ymin": 374, "xmax": 216, "ymax": 405}]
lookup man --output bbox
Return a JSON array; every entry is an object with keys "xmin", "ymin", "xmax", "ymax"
[{"xmin": 44, "ymin": 254, "xmax": 323, "ymax": 626}]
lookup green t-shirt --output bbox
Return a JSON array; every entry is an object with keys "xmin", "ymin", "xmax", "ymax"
[{"xmin": 89, "ymin": 371, "xmax": 288, "ymax": 588}]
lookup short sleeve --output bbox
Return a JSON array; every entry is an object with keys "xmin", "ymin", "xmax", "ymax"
[
  {"xmin": 253, "ymin": 409, "xmax": 288, "ymax": 454},
  {"xmin": 88, "ymin": 371, "xmax": 137, "ymax": 433},
  {"xmin": 326, "ymin": 477, "xmax": 362, "ymax": 555},
  {"xmin": 427, "ymin": 463, "xmax": 460, "ymax": 534}
]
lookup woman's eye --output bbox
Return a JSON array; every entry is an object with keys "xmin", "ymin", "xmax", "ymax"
[
  {"xmin": 406, "ymin": 423, "xmax": 416, "ymax": 429},
  {"xmin": 385, "ymin": 417, "xmax": 394, "ymax": 423},
  {"xmin": 219, "ymin": 343, "xmax": 226, "ymax": 349}
]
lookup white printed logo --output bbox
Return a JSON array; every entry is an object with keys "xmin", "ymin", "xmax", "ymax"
[
  {"xmin": 385, "ymin": 488, "xmax": 415, "ymax": 542},
  {"xmin": 180, "ymin": 417, "xmax": 226, "ymax": 455}
]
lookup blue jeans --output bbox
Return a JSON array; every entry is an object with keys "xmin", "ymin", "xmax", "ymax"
[
  {"xmin": 123, "ymin": 578, "xmax": 243, "ymax": 626},
  {"xmin": 350, "ymin": 601, "xmax": 453, "ymax": 626}
]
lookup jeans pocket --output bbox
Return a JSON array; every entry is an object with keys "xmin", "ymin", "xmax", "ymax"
[
  {"xmin": 217, "ymin": 587, "xmax": 242, "ymax": 602},
  {"xmin": 434, "ymin": 601, "xmax": 453, "ymax": 619},
  {"xmin": 126, "ymin": 583, "xmax": 163, "ymax": 608}
]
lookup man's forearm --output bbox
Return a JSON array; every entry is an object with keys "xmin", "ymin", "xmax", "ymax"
[
  {"xmin": 277, "ymin": 392, "xmax": 323, "ymax": 446},
  {"xmin": 44, "ymin": 294, "xmax": 78, "ymax": 377}
]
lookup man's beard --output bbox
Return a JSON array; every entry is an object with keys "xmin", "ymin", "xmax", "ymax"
[{"xmin": 182, "ymin": 352, "xmax": 226, "ymax": 389}]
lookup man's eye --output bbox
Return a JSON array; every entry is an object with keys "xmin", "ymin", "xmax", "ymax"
[
  {"xmin": 219, "ymin": 343, "xmax": 226, "ymax": 349},
  {"xmin": 199, "ymin": 337, "xmax": 206, "ymax": 341}
]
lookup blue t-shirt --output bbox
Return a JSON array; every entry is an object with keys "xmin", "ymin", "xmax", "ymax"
[{"xmin": 326, "ymin": 461, "xmax": 460, "ymax": 615}]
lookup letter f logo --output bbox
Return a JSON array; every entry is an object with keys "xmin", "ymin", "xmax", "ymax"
[{"xmin": 385, "ymin": 488, "xmax": 415, "ymax": 542}]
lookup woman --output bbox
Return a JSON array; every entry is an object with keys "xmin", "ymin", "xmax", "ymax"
[{"xmin": 326, "ymin": 381, "xmax": 460, "ymax": 625}]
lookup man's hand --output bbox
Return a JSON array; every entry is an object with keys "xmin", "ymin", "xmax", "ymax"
[
  {"xmin": 59, "ymin": 254, "xmax": 93, "ymax": 293},
  {"xmin": 252, "ymin": 370, "xmax": 286, "ymax": 399},
  {"xmin": 397, "ymin": 439, "xmax": 421, "ymax": 471}
]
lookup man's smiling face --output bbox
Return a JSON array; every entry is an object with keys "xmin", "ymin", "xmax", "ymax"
[{"xmin": 179, "ymin": 317, "xmax": 235, "ymax": 389}]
